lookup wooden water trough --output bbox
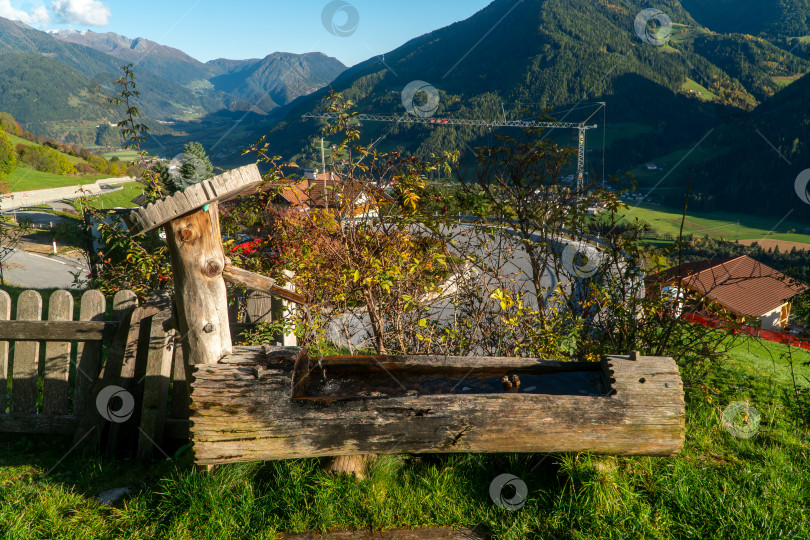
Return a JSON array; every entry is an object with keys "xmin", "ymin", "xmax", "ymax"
[{"xmin": 126, "ymin": 164, "xmax": 685, "ymax": 466}]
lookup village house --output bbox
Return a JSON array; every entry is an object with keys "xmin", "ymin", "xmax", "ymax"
[
  {"xmin": 271, "ymin": 169, "xmax": 394, "ymax": 219},
  {"xmin": 646, "ymin": 255, "xmax": 808, "ymax": 330}
]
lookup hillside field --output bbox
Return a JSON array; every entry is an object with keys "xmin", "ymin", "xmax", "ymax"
[
  {"xmin": 615, "ymin": 201, "xmax": 810, "ymax": 245},
  {"xmin": 4, "ymin": 166, "xmax": 106, "ymax": 193}
]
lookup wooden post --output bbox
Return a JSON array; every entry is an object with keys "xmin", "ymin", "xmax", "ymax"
[
  {"xmin": 0, "ymin": 290, "xmax": 10, "ymax": 414},
  {"xmin": 166, "ymin": 202, "xmax": 232, "ymax": 366},
  {"xmin": 125, "ymin": 165, "xmax": 271, "ymax": 366}
]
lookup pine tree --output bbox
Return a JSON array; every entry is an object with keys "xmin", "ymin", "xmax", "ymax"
[
  {"xmin": 179, "ymin": 141, "xmax": 214, "ymax": 185},
  {"xmin": 151, "ymin": 161, "xmax": 179, "ymax": 194}
]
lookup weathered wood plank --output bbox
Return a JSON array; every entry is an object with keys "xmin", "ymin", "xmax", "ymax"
[
  {"xmin": 126, "ymin": 164, "xmax": 264, "ymax": 235},
  {"xmin": 166, "ymin": 202, "xmax": 232, "ymax": 365},
  {"xmin": 112, "ymin": 290, "xmax": 139, "ymax": 319},
  {"xmin": 0, "ymin": 290, "xmax": 10, "ymax": 414},
  {"xmin": 223, "ymin": 265, "xmax": 305, "ymax": 305},
  {"xmin": 170, "ymin": 342, "xmax": 190, "ymax": 420},
  {"xmin": 106, "ymin": 305, "xmax": 160, "ymax": 457},
  {"xmin": 42, "ymin": 290, "xmax": 74, "ymax": 415},
  {"xmin": 0, "ymin": 413, "xmax": 79, "ymax": 434},
  {"xmin": 137, "ymin": 311, "xmax": 175, "ymax": 461},
  {"xmin": 189, "ymin": 350, "xmax": 686, "ymax": 464},
  {"xmin": 10, "ymin": 290, "xmax": 42, "ymax": 414},
  {"xmin": 0, "ymin": 321, "xmax": 116, "ymax": 341},
  {"xmin": 73, "ymin": 290, "xmax": 107, "ymax": 416},
  {"xmin": 72, "ymin": 294, "xmax": 138, "ymax": 446}
]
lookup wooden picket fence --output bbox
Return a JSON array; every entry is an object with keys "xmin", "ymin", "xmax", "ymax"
[{"xmin": 0, "ymin": 288, "xmax": 292, "ymax": 460}]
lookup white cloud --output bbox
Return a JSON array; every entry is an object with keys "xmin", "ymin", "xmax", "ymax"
[
  {"xmin": 0, "ymin": 0, "xmax": 51, "ymax": 26},
  {"xmin": 50, "ymin": 0, "xmax": 110, "ymax": 26}
]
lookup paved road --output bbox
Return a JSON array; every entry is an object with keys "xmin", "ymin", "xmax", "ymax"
[{"xmin": 1, "ymin": 248, "xmax": 90, "ymax": 289}]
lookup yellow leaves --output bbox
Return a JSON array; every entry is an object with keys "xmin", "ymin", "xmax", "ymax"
[
  {"xmin": 353, "ymin": 269, "xmax": 360, "ymax": 282},
  {"xmin": 490, "ymin": 288, "xmax": 514, "ymax": 310},
  {"xmin": 404, "ymin": 191, "xmax": 420, "ymax": 211}
]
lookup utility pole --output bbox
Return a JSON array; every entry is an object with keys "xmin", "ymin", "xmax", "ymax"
[{"xmin": 321, "ymin": 138, "xmax": 328, "ymax": 211}]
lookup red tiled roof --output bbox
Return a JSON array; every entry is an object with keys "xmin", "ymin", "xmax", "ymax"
[
  {"xmin": 276, "ymin": 173, "xmax": 393, "ymax": 210},
  {"xmin": 650, "ymin": 255, "xmax": 807, "ymax": 317}
]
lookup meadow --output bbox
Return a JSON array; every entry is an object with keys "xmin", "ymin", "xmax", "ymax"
[
  {"xmin": 1, "ymin": 336, "xmax": 808, "ymax": 539},
  {"xmin": 614, "ymin": 201, "xmax": 810, "ymax": 245}
]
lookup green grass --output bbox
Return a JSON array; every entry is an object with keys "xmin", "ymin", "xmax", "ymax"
[
  {"xmin": 680, "ymin": 78, "xmax": 717, "ymax": 101},
  {"xmin": 8, "ymin": 134, "xmax": 91, "ymax": 166},
  {"xmin": 77, "ymin": 181, "xmax": 144, "ymax": 209},
  {"xmin": 1, "ymin": 338, "xmax": 809, "ymax": 538},
  {"xmin": 4, "ymin": 166, "xmax": 106, "ymax": 193},
  {"xmin": 772, "ymin": 74, "xmax": 804, "ymax": 88},
  {"xmin": 101, "ymin": 149, "xmax": 140, "ymax": 161},
  {"xmin": 613, "ymin": 202, "xmax": 810, "ymax": 243}
]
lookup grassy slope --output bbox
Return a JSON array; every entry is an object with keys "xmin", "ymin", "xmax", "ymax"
[
  {"xmin": 8, "ymin": 134, "xmax": 90, "ymax": 165},
  {"xmin": 3, "ymin": 134, "xmax": 124, "ymax": 193},
  {"xmin": 681, "ymin": 77, "xmax": 717, "ymax": 101},
  {"xmin": 4, "ymin": 166, "xmax": 106, "ymax": 193},
  {"xmin": 0, "ymin": 338, "xmax": 808, "ymax": 539},
  {"xmin": 77, "ymin": 181, "xmax": 144, "ymax": 209},
  {"xmin": 615, "ymin": 201, "xmax": 810, "ymax": 243}
]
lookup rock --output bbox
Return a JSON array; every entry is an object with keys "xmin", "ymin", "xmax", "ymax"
[{"xmin": 96, "ymin": 487, "xmax": 132, "ymax": 505}]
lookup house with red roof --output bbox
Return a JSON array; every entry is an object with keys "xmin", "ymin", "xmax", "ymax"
[
  {"xmin": 273, "ymin": 169, "xmax": 393, "ymax": 218},
  {"xmin": 646, "ymin": 255, "xmax": 807, "ymax": 330}
]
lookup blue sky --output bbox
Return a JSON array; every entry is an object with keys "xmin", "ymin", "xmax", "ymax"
[{"xmin": 2, "ymin": 0, "xmax": 494, "ymax": 66}]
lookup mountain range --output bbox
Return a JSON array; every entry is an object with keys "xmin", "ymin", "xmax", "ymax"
[
  {"xmin": 0, "ymin": 20, "xmax": 346, "ymax": 145},
  {"xmin": 231, "ymin": 0, "xmax": 809, "ymax": 220},
  {"xmin": 1, "ymin": 0, "xmax": 809, "ymax": 220}
]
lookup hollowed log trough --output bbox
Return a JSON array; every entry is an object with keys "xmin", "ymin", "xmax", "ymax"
[{"xmin": 189, "ymin": 347, "xmax": 685, "ymax": 465}]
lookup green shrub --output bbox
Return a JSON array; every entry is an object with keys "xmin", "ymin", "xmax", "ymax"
[
  {"xmin": 0, "ymin": 129, "xmax": 17, "ymax": 178},
  {"xmin": 17, "ymin": 144, "xmax": 76, "ymax": 175}
]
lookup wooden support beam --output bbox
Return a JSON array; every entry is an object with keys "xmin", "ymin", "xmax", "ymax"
[
  {"xmin": 0, "ymin": 414, "xmax": 79, "ymax": 434},
  {"xmin": 0, "ymin": 321, "xmax": 117, "ymax": 341},
  {"xmin": 125, "ymin": 165, "xmax": 264, "ymax": 236},
  {"xmin": 222, "ymin": 264, "xmax": 305, "ymax": 305},
  {"xmin": 166, "ymin": 202, "xmax": 232, "ymax": 365}
]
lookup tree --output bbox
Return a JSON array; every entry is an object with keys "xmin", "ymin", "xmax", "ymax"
[
  {"xmin": 0, "ymin": 129, "xmax": 17, "ymax": 178},
  {"xmin": 150, "ymin": 161, "xmax": 178, "ymax": 194},
  {"xmin": 179, "ymin": 141, "xmax": 214, "ymax": 186}
]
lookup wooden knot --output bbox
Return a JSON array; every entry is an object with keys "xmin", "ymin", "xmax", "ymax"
[
  {"xmin": 203, "ymin": 323, "xmax": 215, "ymax": 333},
  {"xmin": 179, "ymin": 228, "xmax": 195, "ymax": 243},
  {"xmin": 204, "ymin": 259, "xmax": 223, "ymax": 278}
]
